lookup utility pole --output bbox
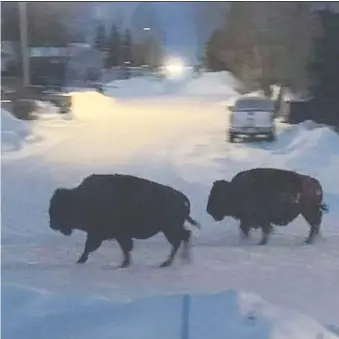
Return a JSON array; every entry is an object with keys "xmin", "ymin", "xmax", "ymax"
[
  {"xmin": 181, "ymin": 295, "xmax": 190, "ymax": 339},
  {"xmin": 143, "ymin": 27, "xmax": 152, "ymax": 70},
  {"xmin": 19, "ymin": 2, "xmax": 30, "ymax": 87}
]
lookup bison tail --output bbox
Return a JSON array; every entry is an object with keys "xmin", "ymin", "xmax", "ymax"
[
  {"xmin": 320, "ymin": 203, "xmax": 329, "ymax": 213},
  {"xmin": 186, "ymin": 216, "xmax": 201, "ymax": 229}
]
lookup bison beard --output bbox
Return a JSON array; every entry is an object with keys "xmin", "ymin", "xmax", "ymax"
[
  {"xmin": 49, "ymin": 174, "xmax": 200, "ymax": 268},
  {"xmin": 206, "ymin": 168, "xmax": 328, "ymax": 245}
]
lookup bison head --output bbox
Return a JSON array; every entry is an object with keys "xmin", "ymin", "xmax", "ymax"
[
  {"xmin": 49, "ymin": 188, "xmax": 74, "ymax": 236},
  {"xmin": 206, "ymin": 180, "xmax": 234, "ymax": 221}
]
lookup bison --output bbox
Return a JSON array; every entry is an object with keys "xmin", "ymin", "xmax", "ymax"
[
  {"xmin": 49, "ymin": 174, "xmax": 200, "ymax": 268},
  {"xmin": 206, "ymin": 168, "xmax": 328, "ymax": 245}
]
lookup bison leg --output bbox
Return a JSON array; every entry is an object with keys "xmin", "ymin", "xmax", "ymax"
[
  {"xmin": 302, "ymin": 208, "xmax": 322, "ymax": 244},
  {"xmin": 239, "ymin": 221, "xmax": 251, "ymax": 239},
  {"xmin": 180, "ymin": 229, "xmax": 192, "ymax": 262},
  {"xmin": 258, "ymin": 223, "xmax": 273, "ymax": 245},
  {"xmin": 160, "ymin": 231, "xmax": 182, "ymax": 267},
  {"xmin": 116, "ymin": 237, "xmax": 133, "ymax": 268},
  {"xmin": 77, "ymin": 235, "xmax": 102, "ymax": 264}
]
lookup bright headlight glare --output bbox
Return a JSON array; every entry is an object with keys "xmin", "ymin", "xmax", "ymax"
[{"xmin": 164, "ymin": 58, "xmax": 184, "ymax": 77}]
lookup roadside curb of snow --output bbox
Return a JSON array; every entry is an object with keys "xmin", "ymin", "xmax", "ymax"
[{"xmin": 1, "ymin": 108, "xmax": 33, "ymax": 152}]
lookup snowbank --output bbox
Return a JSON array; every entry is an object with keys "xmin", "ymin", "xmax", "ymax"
[
  {"xmin": 273, "ymin": 121, "xmax": 339, "ymax": 152},
  {"xmin": 2, "ymin": 285, "xmax": 337, "ymax": 339},
  {"xmin": 104, "ymin": 71, "xmax": 240, "ymax": 99},
  {"xmin": 269, "ymin": 121, "xmax": 339, "ymax": 194},
  {"xmin": 181, "ymin": 71, "xmax": 239, "ymax": 97},
  {"xmin": 105, "ymin": 77, "xmax": 167, "ymax": 98},
  {"xmin": 1, "ymin": 108, "xmax": 32, "ymax": 152},
  {"xmin": 69, "ymin": 91, "xmax": 116, "ymax": 121}
]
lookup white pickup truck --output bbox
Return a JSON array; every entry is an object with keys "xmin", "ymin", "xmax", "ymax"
[{"xmin": 227, "ymin": 96, "xmax": 276, "ymax": 143}]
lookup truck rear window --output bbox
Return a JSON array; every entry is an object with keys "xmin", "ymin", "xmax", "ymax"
[{"xmin": 235, "ymin": 99, "xmax": 274, "ymax": 111}]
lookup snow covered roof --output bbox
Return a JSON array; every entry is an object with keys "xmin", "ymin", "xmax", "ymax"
[
  {"xmin": 29, "ymin": 45, "xmax": 102, "ymax": 58},
  {"xmin": 29, "ymin": 47, "xmax": 69, "ymax": 57}
]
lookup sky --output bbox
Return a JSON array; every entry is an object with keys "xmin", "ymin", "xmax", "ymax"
[
  {"xmin": 92, "ymin": 1, "xmax": 224, "ymax": 64},
  {"xmin": 153, "ymin": 2, "xmax": 200, "ymax": 63},
  {"xmin": 85, "ymin": 1, "xmax": 339, "ymax": 64}
]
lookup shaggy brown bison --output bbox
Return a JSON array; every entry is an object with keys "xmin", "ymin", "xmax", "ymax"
[
  {"xmin": 49, "ymin": 174, "xmax": 200, "ymax": 268},
  {"xmin": 206, "ymin": 168, "xmax": 328, "ymax": 245}
]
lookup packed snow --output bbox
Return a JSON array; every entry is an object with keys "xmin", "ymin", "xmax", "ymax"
[{"xmin": 2, "ymin": 72, "xmax": 339, "ymax": 338}]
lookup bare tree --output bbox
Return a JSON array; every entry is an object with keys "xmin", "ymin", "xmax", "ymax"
[
  {"xmin": 191, "ymin": 2, "xmax": 229, "ymax": 60},
  {"xmin": 205, "ymin": 2, "xmax": 317, "ymax": 94}
]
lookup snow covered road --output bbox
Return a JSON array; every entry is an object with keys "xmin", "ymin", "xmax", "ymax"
[{"xmin": 2, "ymin": 80, "xmax": 339, "ymax": 337}]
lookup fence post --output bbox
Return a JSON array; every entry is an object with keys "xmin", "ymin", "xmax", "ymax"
[{"xmin": 181, "ymin": 294, "xmax": 190, "ymax": 339}]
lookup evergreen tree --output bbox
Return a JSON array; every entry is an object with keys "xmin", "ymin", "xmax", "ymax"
[
  {"xmin": 122, "ymin": 29, "xmax": 133, "ymax": 65},
  {"xmin": 106, "ymin": 24, "xmax": 121, "ymax": 67},
  {"xmin": 94, "ymin": 23, "xmax": 107, "ymax": 51},
  {"xmin": 69, "ymin": 32, "xmax": 86, "ymax": 44}
]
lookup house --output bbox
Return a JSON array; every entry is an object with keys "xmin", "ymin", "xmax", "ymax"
[
  {"xmin": 1, "ymin": 41, "xmax": 21, "ymax": 76},
  {"xmin": 29, "ymin": 44, "xmax": 104, "ymax": 88},
  {"xmin": 66, "ymin": 43, "xmax": 104, "ymax": 84}
]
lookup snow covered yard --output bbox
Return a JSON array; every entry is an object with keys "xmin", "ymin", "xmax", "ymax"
[{"xmin": 2, "ymin": 73, "xmax": 339, "ymax": 338}]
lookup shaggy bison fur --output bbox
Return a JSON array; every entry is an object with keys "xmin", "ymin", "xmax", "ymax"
[
  {"xmin": 206, "ymin": 168, "xmax": 328, "ymax": 245},
  {"xmin": 49, "ymin": 174, "xmax": 200, "ymax": 268}
]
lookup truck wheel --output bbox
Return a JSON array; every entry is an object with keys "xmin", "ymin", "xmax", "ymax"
[
  {"xmin": 267, "ymin": 132, "xmax": 276, "ymax": 142},
  {"xmin": 228, "ymin": 132, "xmax": 235, "ymax": 143}
]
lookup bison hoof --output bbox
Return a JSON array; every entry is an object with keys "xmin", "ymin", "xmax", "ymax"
[
  {"xmin": 120, "ymin": 260, "xmax": 130, "ymax": 268},
  {"xmin": 258, "ymin": 240, "xmax": 268, "ymax": 246},
  {"xmin": 181, "ymin": 254, "xmax": 190, "ymax": 263},
  {"xmin": 159, "ymin": 260, "xmax": 172, "ymax": 268},
  {"xmin": 76, "ymin": 256, "xmax": 88, "ymax": 264},
  {"xmin": 180, "ymin": 249, "xmax": 190, "ymax": 262}
]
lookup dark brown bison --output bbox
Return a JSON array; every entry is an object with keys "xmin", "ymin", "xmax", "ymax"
[
  {"xmin": 49, "ymin": 174, "xmax": 200, "ymax": 268},
  {"xmin": 206, "ymin": 168, "xmax": 328, "ymax": 245}
]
